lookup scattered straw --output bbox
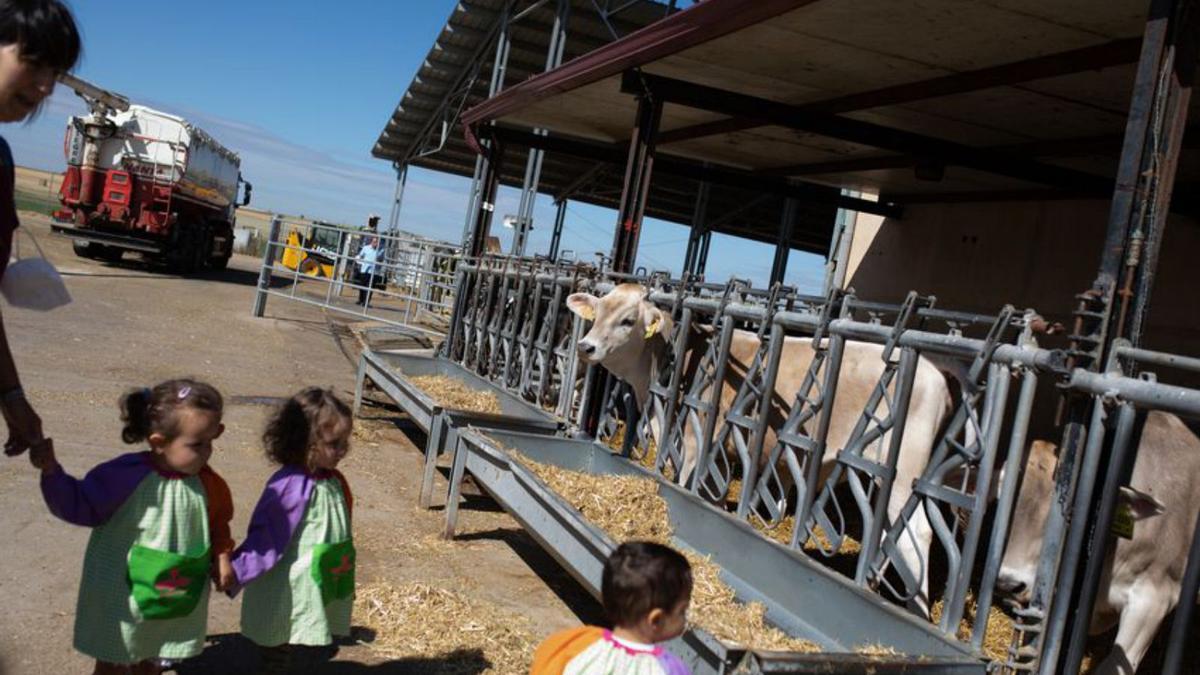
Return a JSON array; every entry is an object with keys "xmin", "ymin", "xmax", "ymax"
[
  {"xmin": 726, "ymin": 479, "xmax": 862, "ymax": 555},
  {"xmin": 855, "ymin": 643, "xmax": 901, "ymax": 657},
  {"xmin": 511, "ymin": 448, "xmax": 820, "ymax": 653},
  {"xmin": 604, "ymin": 422, "xmax": 661, "ymax": 473},
  {"xmin": 410, "ymin": 375, "xmax": 502, "ymax": 414},
  {"xmin": 930, "ymin": 591, "xmax": 1014, "ymax": 664},
  {"xmin": 355, "ymin": 581, "xmax": 536, "ymax": 673}
]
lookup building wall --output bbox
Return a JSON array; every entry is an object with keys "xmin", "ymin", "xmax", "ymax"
[{"xmin": 843, "ymin": 199, "xmax": 1200, "ymax": 361}]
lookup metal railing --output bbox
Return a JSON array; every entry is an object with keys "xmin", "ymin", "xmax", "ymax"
[
  {"xmin": 251, "ymin": 216, "xmax": 460, "ymax": 334},
  {"xmin": 428, "ymin": 256, "xmax": 1200, "ymax": 673}
]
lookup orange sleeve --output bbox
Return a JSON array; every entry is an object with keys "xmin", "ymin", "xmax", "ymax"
[
  {"xmin": 531, "ymin": 626, "xmax": 605, "ymax": 675},
  {"xmin": 199, "ymin": 466, "xmax": 235, "ymax": 556},
  {"xmin": 332, "ymin": 469, "xmax": 353, "ymax": 521}
]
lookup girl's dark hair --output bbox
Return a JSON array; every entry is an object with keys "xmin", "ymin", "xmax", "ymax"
[
  {"xmin": 263, "ymin": 387, "xmax": 352, "ymax": 469},
  {"xmin": 601, "ymin": 541, "xmax": 693, "ymax": 628},
  {"xmin": 0, "ymin": 0, "xmax": 81, "ymax": 73},
  {"xmin": 120, "ymin": 379, "xmax": 223, "ymax": 444}
]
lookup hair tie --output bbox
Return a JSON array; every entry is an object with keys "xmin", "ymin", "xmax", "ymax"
[
  {"xmin": 177, "ymin": 386, "xmax": 192, "ymax": 399},
  {"xmin": 141, "ymin": 387, "xmax": 152, "ymax": 399}
]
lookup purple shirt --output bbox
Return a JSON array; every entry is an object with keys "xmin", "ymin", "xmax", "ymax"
[
  {"xmin": 227, "ymin": 465, "xmax": 329, "ymax": 595},
  {"xmin": 40, "ymin": 452, "xmax": 154, "ymax": 527}
]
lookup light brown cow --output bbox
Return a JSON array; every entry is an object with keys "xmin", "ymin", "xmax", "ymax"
[
  {"xmin": 997, "ymin": 411, "xmax": 1200, "ymax": 675},
  {"xmin": 567, "ymin": 283, "xmax": 953, "ymax": 612}
]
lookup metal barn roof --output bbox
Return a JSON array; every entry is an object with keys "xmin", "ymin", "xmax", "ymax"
[
  {"xmin": 372, "ymin": 0, "xmax": 840, "ymax": 255},
  {"xmin": 461, "ymin": 0, "xmax": 1199, "ymax": 209}
]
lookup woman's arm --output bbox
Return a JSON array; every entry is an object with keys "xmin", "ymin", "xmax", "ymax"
[{"xmin": 0, "ymin": 309, "xmax": 41, "ymax": 456}]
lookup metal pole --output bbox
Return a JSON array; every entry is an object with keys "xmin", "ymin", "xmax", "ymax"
[
  {"xmin": 610, "ymin": 93, "xmax": 664, "ymax": 273},
  {"xmin": 1062, "ymin": 403, "xmax": 1142, "ymax": 675},
  {"xmin": 548, "ymin": 199, "xmax": 567, "ymax": 261},
  {"xmin": 387, "ymin": 164, "xmax": 408, "ymax": 266},
  {"xmin": 469, "ymin": 139, "xmax": 505, "ymax": 257},
  {"xmin": 462, "ymin": 4, "xmax": 512, "ymax": 249},
  {"xmin": 511, "ymin": 0, "xmax": 569, "ymax": 259},
  {"xmin": 252, "ymin": 215, "xmax": 282, "ymax": 317},
  {"xmin": 770, "ymin": 197, "xmax": 798, "ymax": 286},
  {"xmin": 697, "ymin": 228, "xmax": 712, "ymax": 276},
  {"xmin": 683, "ymin": 181, "xmax": 710, "ymax": 275}
]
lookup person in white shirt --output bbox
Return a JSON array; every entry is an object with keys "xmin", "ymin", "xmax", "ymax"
[{"xmin": 355, "ymin": 236, "xmax": 380, "ymax": 306}]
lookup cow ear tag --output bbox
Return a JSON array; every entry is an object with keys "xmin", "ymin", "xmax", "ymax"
[
  {"xmin": 645, "ymin": 317, "xmax": 660, "ymax": 339},
  {"xmin": 1111, "ymin": 501, "xmax": 1135, "ymax": 540},
  {"xmin": 579, "ymin": 306, "xmax": 595, "ymax": 321}
]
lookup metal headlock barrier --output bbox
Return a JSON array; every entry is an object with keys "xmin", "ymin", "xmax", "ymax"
[
  {"xmin": 251, "ymin": 216, "xmax": 460, "ymax": 335},
  {"xmin": 350, "ymin": 253, "xmax": 1200, "ymax": 674}
]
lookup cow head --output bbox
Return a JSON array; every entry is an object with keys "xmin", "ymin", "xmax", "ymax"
[
  {"xmin": 996, "ymin": 440, "xmax": 1166, "ymax": 604},
  {"xmin": 566, "ymin": 283, "xmax": 671, "ymax": 396}
]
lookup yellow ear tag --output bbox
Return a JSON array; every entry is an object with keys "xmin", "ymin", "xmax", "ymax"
[
  {"xmin": 1111, "ymin": 501, "xmax": 1135, "ymax": 540},
  {"xmin": 580, "ymin": 306, "xmax": 595, "ymax": 321},
  {"xmin": 644, "ymin": 318, "xmax": 660, "ymax": 339}
]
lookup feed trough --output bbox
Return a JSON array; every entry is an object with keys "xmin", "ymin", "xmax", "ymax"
[
  {"xmin": 353, "ymin": 349, "xmax": 561, "ymax": 507},
  {"xmin": 444, "ymin": 428, "xmax": 987, "ymax": 675}
]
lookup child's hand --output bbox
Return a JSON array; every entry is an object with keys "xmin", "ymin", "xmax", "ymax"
[
  {"xmin": 215, "ymin": 553, "xmax": 236, "ymax": 592},
  {"xmin": 28, "ymin": 438, "xmax": 58, "ymax": 475}
]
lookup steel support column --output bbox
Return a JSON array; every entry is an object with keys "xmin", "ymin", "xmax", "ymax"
[
  {"xmin": 1029, "ymin": 2, "xmax": 1200, "ymax": 674},
  {"xmin": 385, "ymin": 164, "xmax": 408, "ymax": 265},
  {"xmin": 770, "ymin": 197, "xmax": 798, "ymax": 286},
  {"xmin": 683, "ymin": 181, "xmax": 710, "ymax": 276},
  {"xmin": 548, "ymin": 198, "xmax": 567, "ymax": 261},
  {"xmin": 511, "ymin": 0, "xmax": 570, "ymax": 258},
  {"xmin": 462, "ymin": 4, "xmax": 513, "ymax": 250},
  {"xmin": 610, "ymin": 92, "xmax": 664, "ymax": 272},
  {"xmin": 468, "ymin": 139, "xmax": 506, "ymax": 258}
]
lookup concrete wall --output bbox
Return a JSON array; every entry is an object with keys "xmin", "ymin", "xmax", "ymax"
[{"xmin": 843, "ymin": 199, "xmax": 1200, "ymax": 360}]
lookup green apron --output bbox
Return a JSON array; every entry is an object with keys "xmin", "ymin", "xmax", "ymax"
[
  {"xmin": 74, "ymin": 471, "xmax": 212, "ymax": 663},
  {"xmin": 241, "ymin": 477, "xmax": 354, "ymax": 647}
]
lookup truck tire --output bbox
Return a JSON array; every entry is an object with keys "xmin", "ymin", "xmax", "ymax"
[
  {"xmin": 72, "ymin": 240, "xmax": 96, "ymax": 259},
  {"xmin": 210, "ymin": 253, "xmax": 230, "ymax": 270},
  {"xmin": 97, "ymin": 246, "xmax": 124, "ymax": 262}
]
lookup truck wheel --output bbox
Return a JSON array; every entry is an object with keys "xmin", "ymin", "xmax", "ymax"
[
  {"xmin": 72, "ymin": 240, "xmax": 96, "ymax": 259},
  {"xmin": 210, "ymin": 253, "xmax": 230, "ymax": 270},
  {"xmin": 98, "ymin": 246, "xmax": 124, "ymax": 262}
]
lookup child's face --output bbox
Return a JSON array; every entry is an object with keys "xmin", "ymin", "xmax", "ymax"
[
  {"xmin": 311, "ymin": 418, "xmax": 351, "ymax": 471},
  {"xmin": 149, "ymin": 409, "xmax": 224, "ymax": 475},
  {"xmin": 647, "ymin": 592, "xmax": 691, "ymax": 643}
]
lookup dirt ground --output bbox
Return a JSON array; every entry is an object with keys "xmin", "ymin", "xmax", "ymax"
[{"xmin": 0, "ymin": 214, "xmax": 600, "ymax": 674}]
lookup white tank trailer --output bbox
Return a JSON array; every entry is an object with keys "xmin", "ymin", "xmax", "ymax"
[{"xmin": 52, "ymin": 101, "xmax": 252, "ymax": 272}]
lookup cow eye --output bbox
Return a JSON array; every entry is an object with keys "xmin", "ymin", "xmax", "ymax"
[{"xmin": 621, "ymin": 317, "xmax": 636, "ymax": 327}]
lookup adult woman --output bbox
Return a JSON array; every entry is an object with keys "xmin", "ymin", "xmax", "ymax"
[{"xmin": 0, "ymin": 0, "xmax": 81, "ymax": 456}]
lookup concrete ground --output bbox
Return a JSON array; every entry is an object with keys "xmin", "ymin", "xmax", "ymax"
[{"xmin": 0, "ymin": 214, "xmax": 599, "ymax": 674}]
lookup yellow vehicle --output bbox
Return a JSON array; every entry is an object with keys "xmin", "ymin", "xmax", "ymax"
[{"xmin": 280, "ymin": 222, "xmax": 345, "ymax": 278}]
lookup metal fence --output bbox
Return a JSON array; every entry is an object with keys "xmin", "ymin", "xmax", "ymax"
[
  {"xmin": 250, "ymin": 216, "xmax": 460, "ymax": 334},
  {"xmin": 434, "ymin": 255, "xmax": 1200, "ymax": 674}
]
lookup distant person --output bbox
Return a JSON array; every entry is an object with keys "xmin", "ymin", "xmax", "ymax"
[
  {"xmin": 227, "ymin": 388, "xmax": 355, "ymax": 675},
  {"xmin": 0, "ymin": 0, "xmax": 81, "ymax": 458},
  {"xmin": 354, "ymin": 235, "xmax": 380, "ymax": 307},
  {"xmin": 531, "ymin": 541, "xmax": 693, "ymax": 675},
  {"xmin": 28, "ymin": 379, "xmax": 235, "ymax": 675}
]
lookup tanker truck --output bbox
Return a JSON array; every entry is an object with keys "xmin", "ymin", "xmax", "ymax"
[{"xmin": 50, "ymin": 73, "xmax": 251, "ymax": 272}]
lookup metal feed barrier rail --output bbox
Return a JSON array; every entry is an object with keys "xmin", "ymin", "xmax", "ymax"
[
  {"xmin": 251, "ymin": 216, "xmax": 460, "ymax": 335},
  {"xmin": 351, "ymin": 255, "xmax": 1199, "ymax": 674}
]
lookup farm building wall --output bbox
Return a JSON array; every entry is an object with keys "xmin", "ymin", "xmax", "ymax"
[{"xmin": 843, "ymin": 199, "xmax": 1200, "ymax": 362}]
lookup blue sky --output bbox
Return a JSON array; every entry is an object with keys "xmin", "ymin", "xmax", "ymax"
[{"xmin": 2, "ymin": 0, "xmax": 827, "ymax": 291}]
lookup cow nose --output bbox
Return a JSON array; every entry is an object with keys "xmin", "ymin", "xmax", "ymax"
[
  {"xmin": 995, "ymin": 574, "xmax": 1025, "ymax": 597},
  {"xmin": 578, "ymin": 340, "xmax": 596, "ymax": 356}
]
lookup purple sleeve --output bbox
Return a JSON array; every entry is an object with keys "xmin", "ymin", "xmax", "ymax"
[
  {"xmin": 227, "ymin": 467, "xmax": 313, "ymax": 595},
  {"xmin": 40, "ymin": 452, "xmax": 152, "ymax": 527},
  {"xmin": 657, "ymin": 650, "xmax": 692, "ymax": 675}
]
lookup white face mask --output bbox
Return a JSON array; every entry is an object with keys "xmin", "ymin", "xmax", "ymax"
[{"xmin": 2, "ymin": 231, "xmax": 71, "ymax": 311}]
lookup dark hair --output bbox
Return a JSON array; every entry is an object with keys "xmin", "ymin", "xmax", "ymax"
[
  {"xmin": 120, "ymin": 378, "xmax": 223, "ymax": 444},
  {"xmin": 0, "ymin": 0, "xmax": 81, "ymax": 73},
  {"xmin": 263, "ymin": 387, "xmax": 352, "ymax": 470},
  {"xmin": 601, "ymin": 541, "xmax": 693, "ymax": 628}
]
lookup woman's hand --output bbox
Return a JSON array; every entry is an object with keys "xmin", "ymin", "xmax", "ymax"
[{"xmin": 2, "ymin": 393, "xmax": 43, "ymax": 456}]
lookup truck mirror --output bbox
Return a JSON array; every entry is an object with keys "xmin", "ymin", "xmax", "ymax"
[{"xmin": 242, "ymin": 182, "xmax": 253, "ymax": 206}]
